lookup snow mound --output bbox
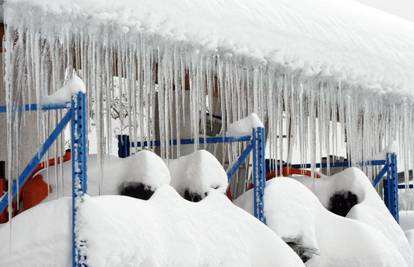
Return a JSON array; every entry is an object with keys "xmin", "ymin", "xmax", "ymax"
[
  {"xmin": 0, "ymin": 186, "xmax": 304, "ymax": 267},
  {"xmin": 168, "ymin": 150, "xmax": 228, "ymax": 200},
  {"xmin": 293, "ymin": 168, "xmax": 413, "ymax": 266},
  {"xmin": 227, "ymin": 113, "xmax": 264, "ymax": 137},
  {"xmin": 42, "ymin": 150, "xmax": 170, "ymax": 198},
  {"xmin": 41, "ymin": 74, "xmax": 86, "ymax": 104},
  {"xmin": 235, "ymin": 177, "xmax": 408, "ymax": 266}
]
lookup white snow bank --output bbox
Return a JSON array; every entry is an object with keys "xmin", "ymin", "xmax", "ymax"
[
  {"xmin": 235, "ymin": 178, "xmax": 408, "ymax": 266},
  {"xmin": 5, "ymin": 0, "xmax": 414, "ymax": 95},
  {"xmin": 168, "ymin": 150, "xmax": 228, "ymax": 197},
  {"xmin": 41, "ymin": 74, "xmax": 86, "ymax": 104},
  {"xmin": 42, "ymin": 150, "xmax": 170, "ymax": 198},
  {"xmin": 405, "ymin": 229, "xmax": 414, "ymax": 258},
  {"xmin": 0, "ymin": 187, "xmax": 304, "ymax": 267},
  {"xmin": 293, "ymin": 168, "xmax": 413, "ymax": 266},
  {"xmin": 227, "ymin": 113, "xmax": 264, "ymax": 137}
]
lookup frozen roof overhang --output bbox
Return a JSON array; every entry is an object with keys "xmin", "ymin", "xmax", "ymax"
[{"xmin": 4, "ymin": 0, "xmax": 414, "ymax": 98}]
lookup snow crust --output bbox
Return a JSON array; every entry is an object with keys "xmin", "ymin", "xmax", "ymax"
[
  {"xmin": 168, "ymin": 150, "xmax": 228, "ymax": 197},
  {"xmin": 0, "ymin": 187, "xmax": 304, "ymax": 267},
  {"xmin": 235, "ymin": 177, "xmax": 408, "ymax": 266},
  {"xmin": 42, "ymin": 150, "xmax": 170, "ymax": 198},
  {"xmin": 293, "ymin": 168, "xmax": 413, "ymax": 266},
  {"xmin": 5, "ymin": 0, "xmax": 414, "ymax": 95},
  {"xmin": 41, "ymin": 74, "xmax": 86, "ymax": 104},
  {"xmin": 226, "ymin": 113, "xmax": 264, "ymax": 137}
]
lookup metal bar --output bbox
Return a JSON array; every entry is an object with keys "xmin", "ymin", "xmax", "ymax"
[
  {"xmin": 398, "ymin": 184, "xmax": 414, "ymax": 189},
  {"xmin": 290, "ymin": 160, "xmax": 386, "ymax": 169},
  {"xmin": 226, "ymin": 143, "xmax": 253, "ymax": 182},
  {"xmin": 71, "ymin": 92, "xmax": 88, "ymax": 267},
  {"xmin": 256, "ymin": 127, "xmax": 267, "ymax": 224},
  {"xmin": 0, "ymin": 110, "xmax": 71, "ymax": 213},
  {"xmin": 372, "ymin": 165, "xmax": 388, "ymax": 187},
  {"xmin": 0, "ymin": 103, "xmax": 69, "ymax": 113},
  {"xmin": 131, "ymin": 135, "xmax": 251, "ymax": 148},
  {"xmin": 252, "ymin": 128, "xmax": 258, "ymax": 220}
]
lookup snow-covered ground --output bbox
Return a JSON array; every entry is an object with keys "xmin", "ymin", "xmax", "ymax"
[
  {"xmin": 0, "ymin": 187, "xmax": 304, "ymax": 267},
  {"xmin": 235, "ymin": 169, "xmax": 413, "ymax": 266}
]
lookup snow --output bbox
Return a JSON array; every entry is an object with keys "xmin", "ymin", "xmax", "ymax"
[
  {"xmin": 0, "ymin": 187, "xmax": 304, "ymax": 267},
  {"xmin": 226, "ymin": 113, "xmax": 264, "ymax": 137},
  {"xmin": 400, "ymin": 190, "xmax": 414, "ymax": 211},
  {"xmin": 42, "ymin": 150, "xmax": 170, "ymax": 198},
  {"xmin": 292, "ymin": 168, "xmax": 413, "ymax": 266},
  {"xmin": 5, "ymin": 0, "xmax": 414, "ymax": 95},
  {"xmin": 41, "ymin": 74, "xmax": 86, "ymax": 104},
  {"xmin": 400, "ymin": 211, "xmax": 414, "ymax": 231},
  {"xmin": 167, "ymin": 150, "xmax": 228, "ymax": 197},
  {"xmin": 235, "ymin": 177, "xmax": 409, "ymax": 266}
]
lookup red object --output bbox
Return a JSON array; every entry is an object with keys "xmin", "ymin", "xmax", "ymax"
[
  {"xmin": 21, "ymin": 174, "xmax": 50, "ymax": 211},
  {"xmin": 266, "ymin": 166, "xmax": 320, "ymax": 179},
  {"xmin": 0, "ymin": 149, "xmax": 71, "ymax": 223}
]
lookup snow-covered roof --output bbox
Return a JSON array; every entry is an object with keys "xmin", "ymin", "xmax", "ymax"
[{"xmin": 4, "ymin": 0, "xmax": 414, "ymax": 96}]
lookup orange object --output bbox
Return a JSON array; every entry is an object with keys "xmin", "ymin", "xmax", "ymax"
[
  {"xmin": 0, "ymin": 179, "xmax": 7, "ymax": 223},
  {"xmin": 21, "ymin": 174, "xmax": 50, "ymax": 211},
  {"xmin": 266, "ymin": 166, "xmax": 320, "ymax": 179}
]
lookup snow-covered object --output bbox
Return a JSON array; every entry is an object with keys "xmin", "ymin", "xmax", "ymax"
[
  {"xmin": 168, "ymin": 150, "xmax": 228, "ymax": 198},
  {"xmin": 405, "ymin": 229, "xmax": 414, "ymax": 258},
  {"xmin": 41, "ymin": 74, "xmax": 86, "ymax": 104},
  {"xmin": 235, "ymin": 178, "xmax": 408, "ymax": 266},
  {"xmin": 0, "ymin": 187, "xmax": 304, "ymax": 267},
  {"xmin": 227, "ymin": 113, "xmax": 264, "ymax": 137},
  {"xmin": 293, "ymin": 168, "xmax": 413, "ymax": 266},
  {"xmin": 5, "ymin": 0, "xmax": 414, "ymax": 93},
  {"xmin": 42, "ymin": 150, "xmax": 170, "ymax": 198}
]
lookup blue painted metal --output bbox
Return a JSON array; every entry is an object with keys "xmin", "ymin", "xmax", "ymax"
[
  {"xmin": 0, "ymin": 110, "xmax": 72, "ymax": 213},
  {"xmin": 290, "ymin": 160, "xmax": 385, "ymax": 169},
  {"xmin": 0, "ymin": 103, "xmax": 68, "ymax": 113},
  {"xmin": 226, "ymin": 143, "xmax": 253, "ymax": 182},
  {"xmin": 372, "ymin": 165, "xmax": 388, "ymax": 187},
  {"xmin": 118, "ymin": 128, "xmax": 266, "ymax": 223},
  {"xmin": 383, "ymin": 153, "xmax": 399, "ymax": 222},
  {"xmin": 254, "ymin": 127, "xmax": 266, "ymax": 224},
  {"xmin": 71, "ymin": 92, "xmax": 88, "ymax": 267},
  {"xmin": 399, "ymin": 184, "xmax": 414, "ymax": 189},
  {"xmin": 117, "ymin": 135, "xmax": 131, "ymax": 158},
  {"xmin": 131, "ymin": 135, "xmax": 251, "ymax": 148}
]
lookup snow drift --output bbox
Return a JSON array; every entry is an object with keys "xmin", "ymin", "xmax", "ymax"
[
  {"xmin": 0, "ymin": 187, "xmax": 304, "ymax": 267},
  {"xmin": 235, "ymin": 177, "xmax": 409, "ymax": 266},
  {"xmin": 293, "ymin": 168, "xmax": 413, "ymax": 265}
]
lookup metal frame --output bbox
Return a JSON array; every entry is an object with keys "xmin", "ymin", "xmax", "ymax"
[
  {"xmin": 289, "ymin": 153, "xmax": 399, "ymax": 222},
  {"xmin": 117, "ymin": 127, "xmax": 267, "ymax": 224},
  {"xmin": 0, "ymin": 92, "xmax": 88, "ymax": 267}
]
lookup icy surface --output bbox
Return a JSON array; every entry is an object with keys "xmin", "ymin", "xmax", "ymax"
[
  {"xmin": 0, "ymin": 187, "xmax": 304, "ymax": 267},
  {"xmin": 293, "ymin": 168, "xmax": 413, "ymax": 266},
  {"xmin": 168, "ymin": 150, "xmax": 228, "ymax": 197},
  {"xmin": 41, "ymin": 74, "xmax": 86, "ymax": 104},
  {"xmin": 5, "ymin": 0, "xmax": 414, "ymax": 94},
  {"xmin": 235, "ymin": 177, "xmax": 408, "ymax": 266},
  {"xmin": 227, "ymin": 113, "xmax": 264, "ymax": 137}
]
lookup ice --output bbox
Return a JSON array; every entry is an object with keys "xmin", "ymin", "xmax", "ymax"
[
  {"xmin": 235, "ymin": 177, "xmax": 408, "ymax": 266},
  {"xmin": 0, "ymin": 188, "xmax": 304, "ymax": 267}
]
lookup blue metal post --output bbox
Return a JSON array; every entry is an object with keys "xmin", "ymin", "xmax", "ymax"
[
  {"xmin": 71, "ymin": 92, "xmax": 88, "ymax": 267},
  {"xmin": 117, "ymin": 135, "xmax": 130, "ymax": 158},
  {"xmin": 384, "ymin": 153, "xmax": 399, "ymax": 222},
  {"xmin": 252, "ymin": 127, "xmax": 266, "ymax": 224}
]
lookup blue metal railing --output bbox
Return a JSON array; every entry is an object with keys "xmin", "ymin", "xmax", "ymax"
[
  {"xmin": 117, "ymin": 128, "xmax": 267, "ymax": 224},
  {"xmin": 0, "ymin": 92, "xmax": 88, "ymax": 267}
]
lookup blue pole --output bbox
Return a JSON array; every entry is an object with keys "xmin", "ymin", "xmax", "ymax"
[
  {"xmin": 0, "ymin": 110, "xmax": 71, "ymax": 213},
  {"xmin": 384, "ymin": 153, "xmax": 399, "ymax": 222},
  {"xmin": 71, "ymin": 92, "xmax": 88, "ymax": 267}
]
